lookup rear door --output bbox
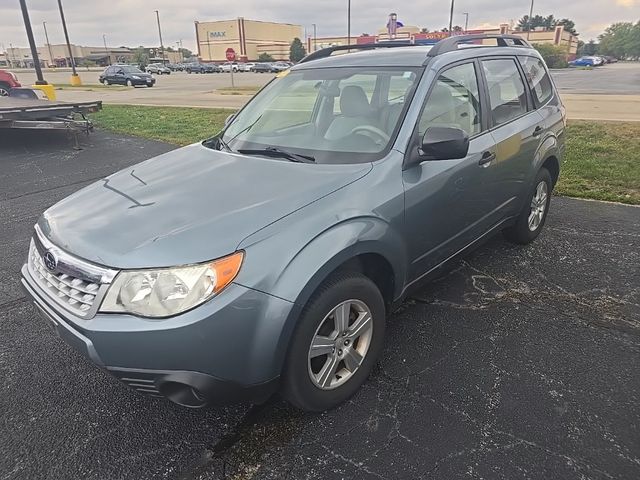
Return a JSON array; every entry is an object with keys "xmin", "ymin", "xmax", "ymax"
[{"xmin": 479, "ymin": 57, "xmax": 544, "ymax": 217}]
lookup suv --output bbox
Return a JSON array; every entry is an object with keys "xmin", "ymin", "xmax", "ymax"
[
  {"xmin": 21, "ymin": 35, "xmax": 565, "ymax": 412},
  {"xmin": 0, "ymin": 69, "xmax": 21, "ymax": 96},
  {"xmin": 185, "ymin": 62, "xmax": 220, "ymax": 74},
  {"xmin": 99, "ymin": 65, "xmax": 155, "ymax": 87},
  {"xmin": 146, "ymin": 63, "xmax": 171, "ymax": 75}
]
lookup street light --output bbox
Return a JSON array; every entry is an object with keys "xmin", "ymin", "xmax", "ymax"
[
  {"xmin": 312, "ymin": 23, "xmax": 317, "ymax": 51},
  {"xmin": 463, "ymin": 12, "xmax": 469, "ymax": 33},
  {"xmin": 527, "ymin": 0, "xmax": 535, "ymax": 40},
  {"xmin": 448, "ymin": 0, "xmax": 455, "ymax": 36},
  {"xmin": 43, "ymin": 22, "xmax": 54, "ymax": 68},
  {"xmin": 102, "ymin": 34, "xmax": 109, "ymax": 65},
  {"xmin": 347, "ymin": 0, "xmax": 351, "ymax": 45},
  {"xmin": 18, "ymin": 0, "xmax": 46, "ymax": 84},
  {"xmin": 57, "ymin": 0, "xmax": 81, "ymax": 85},
  {"xmin": 154, "ymin": 10, "xmax": 166, "ymax": 64}
]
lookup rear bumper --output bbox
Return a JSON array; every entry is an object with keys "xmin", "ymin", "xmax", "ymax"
[{"xmin": 21, "ymin": 264, "xmax": 293, "ymax": 407}]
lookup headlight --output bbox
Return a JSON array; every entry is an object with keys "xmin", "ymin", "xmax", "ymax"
[
  {"xmin": 100, "ymin": 252, "xmax": 243, "ymax": 318},
  {"xmin": 132, "ymin": 75, "xmax": 141, "ymax": 79}
]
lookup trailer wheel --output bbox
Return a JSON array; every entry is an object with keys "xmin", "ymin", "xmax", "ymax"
[{"xmin": 0, "ymin": 82, "xmax": 10, "ymax": 96}]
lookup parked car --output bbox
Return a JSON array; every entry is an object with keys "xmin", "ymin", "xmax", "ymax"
[
  {"xmin": 603, "ymin": 56, "xmax": 618, "ymax": 64},
  {"xmin": 221, "ymin": 62, "xmax": 242, "ymax": 73},
  {"xmin": 241, "ymin": 62, "xmax": 255, "ymax": 72},
  {"xmin": 99, "ymin": 65, "xmax": 155, "ymax": 87},
  {"xmin": 185, "ymin": 62, "xmax": 220, "ymax": 74},
  {"xmin": 0, "ymin": 69, "xmax": 21, "ymax": 96},
  {"xmin": 270, "ymin": 61, "xmax": 291, "ymax": 72},
  {"xmin": 166, "ymin": 63, "xmax": 182, "ymax": 71},
  {"xmin": 146, "ymin": 63, "xmax": 171, "ymax": 75},
  {"xmin": 569, "ymin": 57, "xmax": 593, "ymax": 67},
  {"xmin": 251, "ymin": 62, "xmax": 273, "ymax": 73},
  {"xmin": 22, "ymin": 35, "xmax": 565, "ymax": 412}
]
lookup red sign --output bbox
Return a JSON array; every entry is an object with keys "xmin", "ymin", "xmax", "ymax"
[{"xmin": 225, "ymin": 48, "xmax": 236, "ymax": 61}]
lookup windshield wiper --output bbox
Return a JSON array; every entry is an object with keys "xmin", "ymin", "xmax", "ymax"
[{"xmin": 237, "ymin": 147, "xmax": 316, "ymax": 163}]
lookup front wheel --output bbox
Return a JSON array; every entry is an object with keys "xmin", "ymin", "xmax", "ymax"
[
  {"xmin": 126, "ymin": 79, "xmax": 133, "ymax": 87},
  {"xmin": 503, "ymin": 167, "xmax": 552, "ymax": 244},
  {"xmin": 282, "ymin": 272, "xmax": 385, "ymax": 412}
]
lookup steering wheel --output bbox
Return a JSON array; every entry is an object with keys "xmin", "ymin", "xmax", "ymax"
[{"xmin": 349, "ymin": 125, "xmax": 391, "ymax": 145}]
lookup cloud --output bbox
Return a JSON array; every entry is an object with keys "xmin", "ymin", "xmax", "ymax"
[{"xmin": 1, "ymin": 0, "xmax": 638, "ymax": 50}]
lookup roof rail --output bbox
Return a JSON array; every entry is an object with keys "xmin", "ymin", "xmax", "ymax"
[
  {"xmin": 427, "ymin": 34, "xmax": 532, "ymax": 57},
  {"xmin": 298, "ymin": 41, "xmax": 416, "ymax": 64}
]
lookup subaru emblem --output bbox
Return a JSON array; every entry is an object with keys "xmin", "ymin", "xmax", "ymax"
[{"xmin": 43, "ymin": 251, "xmax": 57, "ymax": 271}]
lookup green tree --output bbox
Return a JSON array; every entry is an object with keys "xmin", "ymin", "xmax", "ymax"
[
  {"xmin": 599, "ymin": 22, "xmax": 640, "ymax": 59},
  {"xmin": 533, "ymin": 43, "xmax": 569, "ymax": 68},
  {"xmin": 289, "ymin": 37, "xmax": 306, "ymax": 62},
  {"xmin": 258, "ymin": 52, "xmax": 275, "ymax": 62},
  {"xmin": 584, "ymin": 40, "xmax": 598, "ymax": 55},
  {"xmin": 132, "ymin": 48, "xmax": 149, "ymax": 69},
  {"xmin": 178, "ymin": 47, "xmax": 193, "ymax": 59},
  {"xmin": 517, "ymin": 14, "xmax": 578, "ymax": 35}
]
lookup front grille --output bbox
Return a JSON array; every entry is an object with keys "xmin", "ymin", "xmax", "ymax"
[
  {"xmin": 28, "ymin": 241, "xmax": 99, "ymax": 316},
  {"xmin": 26, "ymin": 226, "xmax": 118, "ymax": 319}
]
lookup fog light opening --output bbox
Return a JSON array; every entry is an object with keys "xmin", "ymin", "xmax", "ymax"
[{"xmin": 159, "ymin": 381, "xmax": 207, "ymax": 408}]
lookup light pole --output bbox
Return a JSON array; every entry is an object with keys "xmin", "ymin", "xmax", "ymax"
[
  {"xmin": 19, "ymin": 0, "xmax": 46, "ymax": 84},
  {"xmin": 8, "ymin": 43, "xmax": 14, "ymax": 68},
  {"xmin": 347, "ymin": 0, "xmax": 351, "ymax": 45},
  {"xmin": 57, "ymin": 0, "xmax": 80, "ymax": 85},
  {"xmin": 206, "ymin": 31, "xmax": 212, "ymax": 60},
  {"xmin": 448, "ymin": 0, "xmax": 455, "ymax": 36},
  {"xmin": 154, "ymin": 10, "xmax": 166, "ymax": 64},
  {"xmin": 176, "ymin": 41, "xmax": 183, "ymax": 62},
  {"xmin": 527, "ymin": 0, "xmax": 535, "ymax": 40},
  {"xmin": 102, "ymin": 34, "xmax": 109, "ymax": 65},
  {"xmin": 312, "ymin": 23, "xmax": 317, "ymax": 51},
  {"xmin": 463, "ymin": 12, "xmax": 469, "ymax": 33},
  {"xmin": 43, "ymin": 22, "xmax": 54, "ymax": 67}
]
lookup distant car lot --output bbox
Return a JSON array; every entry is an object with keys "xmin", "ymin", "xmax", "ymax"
[
  {"xmin": 1, "ymin": 129, "xmax": 638, "ymax": 479},
  {"xmin": 8, "ymin": 62, "xmax": 640, "ymax": 118}
]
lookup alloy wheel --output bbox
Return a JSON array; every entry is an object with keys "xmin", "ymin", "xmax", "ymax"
[
  {"xmin": 528, "ymin": 181, "xmax": 548, "ymax": 231},
  {"xmin": 0, "ymin": 87, "xmax": 9, "ymax": 96},
  {"xmin": 308, "ymin": 299, "xmax": 373, "ymax": 390}
]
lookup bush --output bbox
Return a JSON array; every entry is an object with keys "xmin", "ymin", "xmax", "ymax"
[{"xmin": 533, "ymin": 43, "xmax": 569, "ymax": 68}]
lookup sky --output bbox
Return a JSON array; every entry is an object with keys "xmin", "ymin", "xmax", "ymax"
[{"xmin": 1, "ymin": 0, "xmax": 639, "ymax": 52}]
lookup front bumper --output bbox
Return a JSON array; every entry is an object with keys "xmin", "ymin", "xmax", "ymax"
[
  {"xmin": 133, "ymin": 78, "xmax": 155, "ymax": 86},
  {"xmin": 21, "ymin": 264, "xmax": 293, "ymax": 407}
]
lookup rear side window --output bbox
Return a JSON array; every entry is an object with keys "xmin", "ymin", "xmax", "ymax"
[
  {"xmin": 481, "ymin": 59, "xmax": 528, "ymax": 126},
  {"xmin": 519, "ymin": 56, "xmax": 554, "ymax": 106}
]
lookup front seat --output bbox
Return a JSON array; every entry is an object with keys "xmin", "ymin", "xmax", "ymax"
[{"xmin": 325, "ymin": 85, "xmax": 375, "ymax": 141}]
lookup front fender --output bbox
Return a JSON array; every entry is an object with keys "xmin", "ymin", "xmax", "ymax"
[{"xmin": 234, "ymin": 215, "xmax": 408, "ymax": 379}]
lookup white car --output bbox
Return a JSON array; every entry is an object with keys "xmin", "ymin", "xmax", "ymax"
[
  {"xmin": 240, "ymin": 63, "xmax": 255, "ymax": 72},
  {"xmin": 220, "ymin": 62, "xmax": 241, "ymax": 73}
]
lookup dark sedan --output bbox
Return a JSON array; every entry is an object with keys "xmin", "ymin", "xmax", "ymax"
[{"xmin": 99, "ymin": 65, "xmax": 155, "ymax": 87}]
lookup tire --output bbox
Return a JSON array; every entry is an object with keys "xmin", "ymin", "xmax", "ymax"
[
  {"xmin": 0, "ymin": 82, "xmax": 10, "ymax": 96},
  {"xmin": 282, "ymin": 272, "xmax": 386, "ymax": 412},
  {"xmin": 126, "ymin": 79, "xmax": 133, "ymax": 87},
  {"xmin": 503, "ymin": 167, "xmax": 553, "ymax": 245},
  {"xmin": 105, "ymin": 80, "xmax": 111, "ymax": 86}
]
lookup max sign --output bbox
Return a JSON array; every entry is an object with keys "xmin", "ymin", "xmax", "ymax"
[{"xmin": 209, "ymin": 31, "xmax": 226, "ymax": 38}]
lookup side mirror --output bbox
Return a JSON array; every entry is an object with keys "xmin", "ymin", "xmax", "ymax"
[
  {"xmin": 225, "ymin": 114, "xmax": 236, "ymax": 127},
  {"xmin": 419, "ymin": 126, "xmax": 470, "ymax": 161}
]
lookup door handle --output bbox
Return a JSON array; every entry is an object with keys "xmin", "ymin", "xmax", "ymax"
[
  {"xmin": 479, "ymin": 151, "xmax": 496, "ymax": 166},
  {"xmin": 533, "ymin": 126, "xmax": 544, "ymax": 137}
]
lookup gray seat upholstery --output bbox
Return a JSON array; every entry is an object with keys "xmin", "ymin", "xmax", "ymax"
[{"xmin": 325, "ymin": 85, "xmax": 376, "ymax": 140}]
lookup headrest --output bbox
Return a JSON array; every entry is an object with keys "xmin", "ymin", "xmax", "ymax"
[{"xmin": 340, "ymin": 85, "xmax": 371, "ymax": 117}]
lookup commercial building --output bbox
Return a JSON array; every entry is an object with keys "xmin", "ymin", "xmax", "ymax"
[
  {"xmin": 195, "ymin": 18, "xmax": 303, "ymax": 62},
  {"xmin": 3, "ymin": 44, "xmax": 133, "ymax": 68},
  {"xmin": 307, "ymin": 23, "xmax": 578, "ymax": 58}
]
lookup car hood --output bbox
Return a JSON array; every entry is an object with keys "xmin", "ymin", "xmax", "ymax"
[{"xmin": 39, "ymin": 144, "xmax": 372, "ymax": 269}]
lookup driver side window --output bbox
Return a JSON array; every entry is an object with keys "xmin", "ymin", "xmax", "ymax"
[{"xmin": 418, "ymin": 62, "xmax": 482, "ymax": 137}]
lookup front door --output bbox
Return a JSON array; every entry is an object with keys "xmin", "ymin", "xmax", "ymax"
[{"xmin": 402, "ymin": 61, "xmax": 499, "ymax": 282}]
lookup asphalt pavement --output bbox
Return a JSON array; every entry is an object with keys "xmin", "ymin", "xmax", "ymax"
[{"xmin": 1, "ymin": 130, "xmax": 639, "ymax": 480}]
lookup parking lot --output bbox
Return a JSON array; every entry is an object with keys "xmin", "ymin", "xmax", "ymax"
[
  {"xmin": 1, "ymin": 129, "xmax": 639, "ymax": 479},
  {"xmin": 12, "ymin": 62, "xmax": 640, "ymax": 121}
]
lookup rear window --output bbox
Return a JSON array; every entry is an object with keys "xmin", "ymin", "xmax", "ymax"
[{"xmin": 518, "ymin": 56, "xmax": 554, "ymax": 106}]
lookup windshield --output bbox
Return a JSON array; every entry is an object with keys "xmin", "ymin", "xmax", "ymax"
[{"xmin": 220, "ymin": 66, "xmax": 421, "ymax": 164}]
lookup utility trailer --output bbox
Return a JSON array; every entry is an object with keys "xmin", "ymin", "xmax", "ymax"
[{"xmin": 0, "ymin": 97, "xmax": 102, "ymax": 133}]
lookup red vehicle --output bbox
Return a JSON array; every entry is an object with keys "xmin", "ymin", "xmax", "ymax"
[{"xmin": 0, "ymin": 69, "xmax": 21, "ymax": 96}]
